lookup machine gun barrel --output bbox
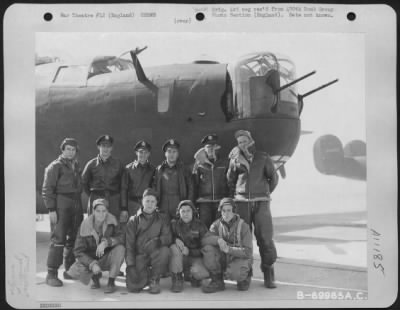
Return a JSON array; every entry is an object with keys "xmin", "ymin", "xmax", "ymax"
[
  {"xmin": 301, "ymin": 78, "xmax": 339, "ymax": 99},
  {"xmin": 274, "ymin": 70, "xmax": 316, "ymax": 94}
]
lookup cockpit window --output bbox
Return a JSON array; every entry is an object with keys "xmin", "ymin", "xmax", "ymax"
[
  {"xmin": 236, "ymin": 53, "xmax": 279, "ymax": 79},
  {"xmin": 52, "ymin": 65, "xmax": 88, "ymax": 86},
  {"xmin": 88, "ymin": 56, "xmax": 133, "ymax": 79}
]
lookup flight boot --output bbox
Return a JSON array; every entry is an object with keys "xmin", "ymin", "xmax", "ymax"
[
  {"xmin": 63, "ymin": 271, "xmax": 74, "ymax": 280},
  {"xmin": 264, "ymin": 265, "xmax": 277, "ymax": 289},
  {"xmin": 46, "ymin": 269, "xmax": 63, "ymax": 287},
  {"xmin": 171, "ymin": 272, "xmax": 184, "ymax": 293},
  {"xmin": 91, "ymin": 273, "xmax": 101, "ymax": 289},
  {"xmin": 183, "ymin": 267, "xmax": 191, "ymax": 282},
  {"xmin": 104, "ymin": 278, "xmax": 116, "ymax": 294},
  {"xmin": 202, "ymin": 274, "xmax": 225, "ymax": 293},
  {"xmin": 237, "ymin": 268, "xmax": 252, "ymax": 291},
  {"xmin": 130, "ymin": 287, "xmax": 142, "ymax": 293},
  {"xmin": 149, "ymin": 276, "xmax": 161, "ymax": 294},
  {"xmin": 63, "ymin": 247, "xmax": 75, "ymax": 280},
  {"xmin": 190, "ymin": 277, "xmax": 202, "ymax": 288}
]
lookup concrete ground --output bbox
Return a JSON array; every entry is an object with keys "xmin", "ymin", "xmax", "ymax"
[{"xmin": 35, "ymin": 210, "xmax": 367, "ymax": 307}]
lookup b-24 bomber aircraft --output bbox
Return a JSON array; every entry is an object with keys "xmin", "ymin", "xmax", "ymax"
[{"xmin": 35, "ymin": 47, "xmax": 338, "ymax": 213}]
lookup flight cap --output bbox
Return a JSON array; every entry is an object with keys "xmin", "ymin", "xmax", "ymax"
[
  {"xmin": 93, "ymin": 198, "xmax": 109, "ymax": 210},
  {"xmin": 96, "ymin": 134, "xmax": 114, "ymax": 146},
  {"xmin": 201, "ymin": 134, "xmax": 218, "ymax": 146},
  {"xmin": 135, "ymin": 140, "xmax": 151, "ymax": 152},
  {"xmin": 162, "ymin": 138, "xmax": 180, "ymax": 152},
  {"xmin": 218, "ymin": 197, "xmax": 237, "ymax": 212},
  {"xmin": 176, "ymin": 200, "xmax": 198, "ymax": 218}
]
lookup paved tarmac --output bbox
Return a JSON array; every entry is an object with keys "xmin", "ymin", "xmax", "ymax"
[{"xmin": 34, "ymin": 210, "xmax": 367, "ymax": 307}]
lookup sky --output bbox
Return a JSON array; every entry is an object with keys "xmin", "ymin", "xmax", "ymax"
[{"xmin": 36, "ymin": 32, "xmax": 365, "ymax": 141}]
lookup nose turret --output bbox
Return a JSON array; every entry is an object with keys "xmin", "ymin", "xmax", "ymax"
[{"xmin": 226, "ymin": 52, "xmax": 299, "ymax": 120}]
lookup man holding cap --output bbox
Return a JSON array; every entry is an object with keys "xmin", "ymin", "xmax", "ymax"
[
  {"xmin": 121, "ymin": 140, "xmax": 155, "ymax": 217},
  {"xmin": 82, "ymin": 135, "xmax": 128, "ymax": 223},
  {"xmin": 125, "ymin": 188, "xmax": 172, "ymax": 294},
  {"xmin": 42, "ymin": 138, "xmax": 84, "ymax": 287},
  {"xmin": 68, "ymin": 198, "xmax": 125, "ymax": 294},
  {"xmin": 153, "ymin": 139, "xmax": 194, "ymax": 221},
  {"xmin": 192, "ymin": 134, "xmax": 229, "ymax": 228},
  {"xmin": 227, "ymin": 129, "xmax": 279, "ymax": 288}
]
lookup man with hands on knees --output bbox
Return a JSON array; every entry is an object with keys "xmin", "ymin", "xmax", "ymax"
[
  {"xmin": 125, "ymin": 188, "xmax": 172, "ymax": 294},
  {"xmin": 201, "ymin": 198, "xmax": 253, "ymax": 293},
  {"xmin": 169, "ymin": 200, "xmax": 210, "ymax": 292},
  {"xmin": 67, "ymin": 198, "xmax": 125, "ymax": 294}
]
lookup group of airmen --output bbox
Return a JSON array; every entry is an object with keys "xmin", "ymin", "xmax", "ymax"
[{"xmin": 42, "ymin": 129, "xmax": 279, "ymax": 295}]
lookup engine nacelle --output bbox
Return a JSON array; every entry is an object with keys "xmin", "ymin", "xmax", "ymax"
[
  {"xmin": 313, "ymin": 134, "xmax": 344, "ymax": 175},
  {"xmin": 313, "ymin": 135, "xmax": 366, "ymax": 181}
]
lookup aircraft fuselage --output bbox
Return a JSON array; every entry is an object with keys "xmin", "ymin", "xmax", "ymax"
[{"xmin": 36, "ymin": 56, "xmax": 301, "ymax": 212}]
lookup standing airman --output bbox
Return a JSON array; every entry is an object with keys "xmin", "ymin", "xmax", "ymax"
[
  {"xmin": 192, "ymin": 134, "xmax": 229, "ymax": 228},
  {"xmin": 121, "ymin": 140, "xmax": 155, "ymax": 217},
  {"xmin": 153, "ymin": 139, "xmax": 194, "ymax": 221},
  {"xmin": 81, "ymin": 135, "xmax": 128, "ymax": 223},
  {"xmin": 42, "ymin": 138, "xmax": 84, "ymax": 286},
  {"xmin": 227, "ymin": 130, "xmax": 279, "ymax": 288}
]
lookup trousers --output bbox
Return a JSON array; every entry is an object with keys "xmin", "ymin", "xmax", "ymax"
[
  {"xmin": 159, "ymin": 194, "xmax": 180, "ymax": 222},
  {"xmin": 169, "ymin": 244, "xmax": 209, "ymax": 280},
  {"xmin": 236, "ymin": 200, "xmax": 277, "ymax": 270},
  {"xmin": 202, "ymin": 245, "xmax": 251, "ymax": 282},
  {"xmin": 47, "ymin": 194, "xmax": 83, "ymax": 270},
  {"xmin": 196, "ymin": 201, "xmax": 219, "ymax": 229},
  {"xmin": 67, "ymin": 244, "xmax": 125, "ymax": 279},
  {"xmin": 126, "ymin": 246, "xmax": 170, "ymax": 290}
]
